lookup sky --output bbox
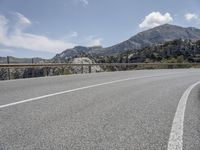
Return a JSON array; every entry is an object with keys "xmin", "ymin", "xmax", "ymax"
[{"xmin": 0, "ymin": 0, "xmax": 200, "ymax": 58}]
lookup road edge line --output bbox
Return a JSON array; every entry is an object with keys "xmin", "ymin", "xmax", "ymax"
[{"xmin": 167, "ymin": 81, "xmax": 200, "ymax": 150}]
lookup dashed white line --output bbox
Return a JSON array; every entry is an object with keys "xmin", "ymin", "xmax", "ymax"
[
  {"xmin": 167, "ymin": 81, "xmax": 200, "ymax": 150},
  {"xmin": 0, "ymin": 73, "xmax": 179, "ymax": 109}
]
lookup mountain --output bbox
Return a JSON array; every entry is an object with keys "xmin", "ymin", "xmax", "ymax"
[
  {"xmin": 53, "ymin": 46, "xmax": 103, "ymax": 61},
  {"xmin": 103, "ymin": 24, "xmax": 200, "ymax": 55},
  {"xmin": 55, "ymin": 24, "xmax": 200, "ymax": 59}
]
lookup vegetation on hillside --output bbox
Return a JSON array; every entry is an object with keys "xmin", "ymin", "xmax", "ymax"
[{"xmin": 93, "ymin": 39, "xmax": 200, "ymax": 64}]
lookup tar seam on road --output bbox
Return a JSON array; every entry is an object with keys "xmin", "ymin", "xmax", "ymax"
[
  {"xmin": 167, "ymin": 81, "xmax": 200, "ymax": 150},
  {"xmin": 0, "ymin": 72, "xmax": 196, "ymax": 109}
]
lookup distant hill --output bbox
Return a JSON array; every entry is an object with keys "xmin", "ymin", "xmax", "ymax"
[
  {"xmin": 53, "ymin": 46, "xmax": 103, "ymax": 61},
  {"xmin": 55, "ymin": 24, "xmax": 200, "ymax": 59},
  {"xmin": 0, "ymin": 56, "xmax": 45, "ymax": 64}
]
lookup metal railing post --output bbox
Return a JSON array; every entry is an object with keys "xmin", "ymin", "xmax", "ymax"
[
  {"xmin": 32, "ymin": 58, "xmax": 34, "ymax": 78},
  {"xmin": 46, "ymin": 67, "xmax": 49, "ymax": 76},
  {"xmin": 44, "ymin": 67, "xmax": 48, "ymax": 76},
  {"xmin": 89, "ymin": 65, "xmax": 91, "ymax": 73},
  {"xmin": 62, "ymin": 67, "xmax": 64, "ymax": 75},
  {"xmin": 7, "ymin": 56, "xmax": 10, "ymax": 80},
  {"xmin": 81, "ymin": 65, "xmax": 84, "ymax": 74}
]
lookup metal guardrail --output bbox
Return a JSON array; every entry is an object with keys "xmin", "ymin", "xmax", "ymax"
[
  {"xmin": 0, "ymin": 62, "xmax": 200, "ymax": 68},
  {"xmin": 0, "ymin": 63, "xmax": 200, "ymax": 80}
]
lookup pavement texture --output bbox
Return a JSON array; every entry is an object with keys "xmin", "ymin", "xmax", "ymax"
[{"xmin": 0, "ymin": 69, "xmax": 200, "ymax": 150}]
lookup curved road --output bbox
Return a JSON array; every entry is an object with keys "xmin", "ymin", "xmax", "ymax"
[{"xmin": 0, "ymin": 69, "xmax": 200, "ymax": 150}]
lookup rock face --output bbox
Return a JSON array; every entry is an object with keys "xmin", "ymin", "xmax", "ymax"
[
  {"xmin": 70, "ymin": 57, "xmax": 102, "ymax": 73},
  {"xmin": 54, "ymin": 24, "xmax": 200, "ymax": 58}
]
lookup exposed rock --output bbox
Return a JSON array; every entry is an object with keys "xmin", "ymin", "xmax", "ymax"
[{"xmin": 70, "ymin": 57, "xmax": 102, "ymax": 73}]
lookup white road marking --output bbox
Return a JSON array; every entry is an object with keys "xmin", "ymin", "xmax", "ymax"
[
  {"xmin": 167, "ymin": 81, "xmax": 200, "ymax": 150},
  {"xmin": 0, "ymin": 73, "xmax": 179, "ymax": 109}
]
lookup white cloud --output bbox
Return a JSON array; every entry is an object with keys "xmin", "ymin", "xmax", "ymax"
[
  {"xmin": 79, "ymin": 0, "xmax": 88, "ymax": 6},
  {"xmin": 185, "ymin": 13, "xmax": 199, "ymax": 21},
  {"xmin": 70, "ymin": 31, "xmax": 78, "ymax": 37},
  {"xmin": 0, "ymin": 13, "xmax": 75, "ymax": 53},
  {"xmin": 15, "ymin": 12, "xmax": 31, "ymax": 25},
  {"xmin": 87, "ymin": 36, "xmax": 102, "ymax": 46},
  {"xmin": 139, "ymin": 12, "xmax": 173, "ymax": 29},
  {"xmin": 13, "ymin": 12, "xmax": 32, "ymax": 33}
]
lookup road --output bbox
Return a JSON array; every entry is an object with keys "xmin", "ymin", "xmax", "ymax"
[{"xmin": 0, "ymin": 69, "xmax": 200, "ymax": 150}]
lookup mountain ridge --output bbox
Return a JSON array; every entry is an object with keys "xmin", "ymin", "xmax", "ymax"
[{"xmin": 55, "ymin": 24, "xmax": 200, "ymax": 59}]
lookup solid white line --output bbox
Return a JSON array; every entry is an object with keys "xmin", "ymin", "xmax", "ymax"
[
  {"xmin": 0, "ymin": 72, "xmax": 196, "ymax": 109},
  {"xmin": 167, "ymin": 81, "xmax": 200, "ymax": 150}
]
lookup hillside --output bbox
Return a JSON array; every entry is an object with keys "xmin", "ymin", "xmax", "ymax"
[
  {"xmin": 53, "ymin": 46, "xmax": 103, "ymax": 61},
  {"xmin": 55, "ymin": 24, "xmax": 200, "ymax": 59},
  {"xmin": 95, "ymin": 39, "xmax": 200, "ymax": 64}
]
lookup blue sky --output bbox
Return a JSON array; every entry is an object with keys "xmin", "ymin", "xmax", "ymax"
[{"xmin": 0, "ymin": 0, "xmax": 200, "ymax": 58}]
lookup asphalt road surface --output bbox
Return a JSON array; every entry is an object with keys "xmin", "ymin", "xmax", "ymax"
[{"xmin": 0, "ymin": 69, "xmax": 200, "ymax": 150}]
